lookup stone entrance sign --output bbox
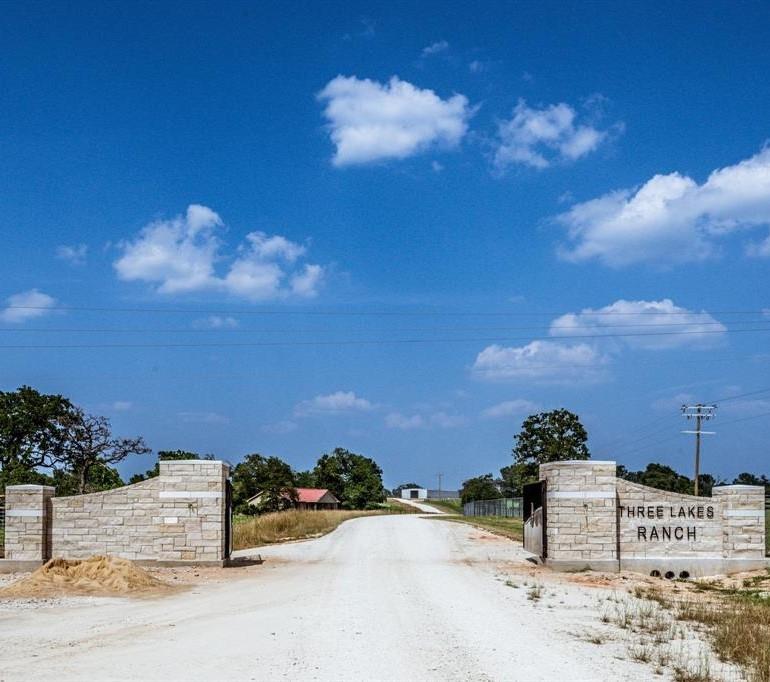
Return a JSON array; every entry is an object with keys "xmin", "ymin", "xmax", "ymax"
[
  {"xmin": 2, "ymin": 460, "xmax": 231, "ymax": 571},
  {"xmin": 533, "ymin": 460, "xmax": 766, "ymax": 577}
]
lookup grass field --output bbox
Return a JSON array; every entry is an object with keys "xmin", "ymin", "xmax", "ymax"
[
  {"xmin": 422, "ymin": 498, "xmax": 463, "ymax": 514},
  {"xmin": 232, "ymin": 501, "xmax": 420, "ymax": 551},
  {"xmin": 431, "ymin": 514, "xmax": 524, "ymax": 542}
]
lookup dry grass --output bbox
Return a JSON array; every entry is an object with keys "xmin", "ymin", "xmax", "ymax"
[
  {"xmin": 233, "ymin": 509, "xmax": 401, "ymax": 550},
  {"xmin": 637, "ymin": 576, "xmax": 770, "ymax": 682}
]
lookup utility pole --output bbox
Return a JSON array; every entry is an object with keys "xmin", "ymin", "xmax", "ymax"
[
  {"xmin": 437, "ymin": 472, "xmax": 443, "ymax": 494},
  {"xmin": 681, "ymin": 404, "xmax": 716, "ymax": 496}
]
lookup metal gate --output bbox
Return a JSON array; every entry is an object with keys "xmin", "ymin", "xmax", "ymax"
[
  {"xmin": 224, "ymin": 479, "xmax": 233, "ymax": 560},
  {"xmin": 523, "ymin": 480, "xmax": 547, "ymax": 558}
]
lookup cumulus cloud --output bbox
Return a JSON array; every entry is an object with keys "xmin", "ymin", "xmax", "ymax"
[
  {"xmin": 318, "ymin": 75, "xmax": 472, "ymax": 166},
  {"xmin": 294, "ymin": 391, "xmax": 374, "ymax": 416},
  {"xmin": 193, "ymin": 316, "xmax": 239, "ymax": 329},
  {"xmin": 494, "ymin": 99, "xmax": 616, "ymax": 170},
  {"xmin": 385, "ymin": 411, "xmax": 466, "ymax": 430},
  {"xmin": 114, "ymin": 205, "xmax": 324, "ymax": 300},
  {"xmin": 261, "ymin": 420, "xmax": 298, "ymax": 434},
  {"xmin": 111, "ymin": 401, "xmax": 133, "ymax": 411},
  {"xmin": 56, "ymin": 244, "xmax": 88, "ymax": 266},
  {"xmin": 472, "ymin": 340, "xmax": 609, "ymax": 384},
  {"xmin": 549, "ymin": 299, "xmax": 727, "ymax": 350},
  {"xmin": 385, "ymin": 412, "xmax": 426, "ymax": 430},
  {"xmin": 178, "ymin": 411, "xmax": 230, "ymax": 424},
  {"xmin": 557, "ymin": 147, "xmax": 770, "ymax": 266},
  {"xmin": 0, "ymin": 289, "xmax": 57, "ymax": 323},
  {"xmin": 422, "ymin": 40, "xmax": 449, "ymax": 56},
  {"xmin": 481, "ymin": 399, "xmax": 540, "ymax": 419}
]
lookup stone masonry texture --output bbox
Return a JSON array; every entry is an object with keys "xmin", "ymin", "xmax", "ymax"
[
  {"xmin": 4, "ymin": 460, "xmax": 230, "ymax": 563},
  {"xmin": 537, "ymin": 461, "xmax": 766, "ymax": 568}
]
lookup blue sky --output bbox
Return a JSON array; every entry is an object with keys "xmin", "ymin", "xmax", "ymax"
[{"xmin": 2, "ymin": 1, "xmax": 770, "ymax": 489}]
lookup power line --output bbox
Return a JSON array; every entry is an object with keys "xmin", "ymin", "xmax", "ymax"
[
  {"xmin": 706, "ymin": 386, "xmax": 770, "ymax": 405},
  {"xmin": 2, "ymin": 325, "xmax": 770, "ymax": 350},
  {"xmin": 2, "ymin": 304, "xmax": 769, "ymax": 317},
  {"xmin": 0, "ymin": 319, "xmax": 762, "ymax": 334}
]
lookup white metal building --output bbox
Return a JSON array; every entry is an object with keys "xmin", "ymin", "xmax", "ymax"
[{"xmin": 400, "ymin": 488, "xmax": 428, "ymax": 500}]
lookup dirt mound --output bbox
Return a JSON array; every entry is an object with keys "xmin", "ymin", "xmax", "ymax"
[{"xmin": 0, "ymin": 555, "xmax": 172, "ymax": 598}]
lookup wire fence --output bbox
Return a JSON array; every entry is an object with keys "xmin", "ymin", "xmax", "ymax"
[{"xmin": 463, "ymin": 497, "xmax": 522, "ymax": 518}]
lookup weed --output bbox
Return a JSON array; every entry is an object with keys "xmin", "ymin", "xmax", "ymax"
[{"xmin": 527, "ymin": 584, "xmax": 543, "ymax": 601}]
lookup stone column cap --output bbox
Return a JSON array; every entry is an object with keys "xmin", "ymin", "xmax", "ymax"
[
  {"xmin": 540, "ymin": 460, "xmax": 616, "ymax": 468},
  {"xmin": 5, "ymin": 484, "xmax": 56, "ymax": 491},
  {"xmin": 713, "ymin": 484, "xmax": 765, "ymax": 492}
]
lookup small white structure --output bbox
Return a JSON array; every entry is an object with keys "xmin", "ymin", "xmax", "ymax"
[{"xmin": 401, "ymin": 488, "xmax": 428, "ymax": 500}]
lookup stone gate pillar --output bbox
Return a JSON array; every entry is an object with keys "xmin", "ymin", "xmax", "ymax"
[
  {"xmin": 539, "ymin": 460, "xmax": 618, "ymax": 572},
  {"xmin": 3, "ymin": 484, "xmax": 55, "ymax": 564},
  {"xmin": 712, "ymin": 484, "xmax": 766, "ymax": 568}
]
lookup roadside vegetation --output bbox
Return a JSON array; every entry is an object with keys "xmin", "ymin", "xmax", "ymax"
[
  {"xmin": 635, "ymin": 575, "xmax": 770, "ymax": 682},
  {"xmin": 431, "ymin": 514, "xmax": 523, "ymax": 542},
  {"xmin": 233, "ymin": 501, "xmax": 419, "ymax": 550}
]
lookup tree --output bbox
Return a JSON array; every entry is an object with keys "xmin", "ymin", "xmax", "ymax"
[
  {"xmin": 128, "ymin": 450, "xmax": 208, "ymax": 484},
  {"xmin": 392, "ymin": 482, "xmax": 423, "ymax": 497},
  {"xmin": 231, "ymin": 453, "xmax": 297, "ymax": 514},
  {"xmin": 733, "ymin": 472, "xmax": 770, "ymax": 495},
  {"xmin": 53, "ymin": 463, "xmax": 124, "ymax": 496},
  {"xmin": 460, "ymin": 474, "xmax": 501, "ymax": 505},
  {"xmin": 506, "ymin": 409, "xmax": 590, "ymax": 495},
  {"xmin": 312, "ymin": 447, "xmax": 386, "ymax": 509},
  {"xmin": 0, "ymin": 386, "xmax": 73, "ymax": 486},
  {"xmin": 617, "ymin": 463, "xmax": 723, "ymax": 496},
  {"xmin": 55, "ymin": 408, "xmax": 150, "ymax": 494},
  {"xmin": 294, "ymin": 469, "xmax": 316, "ymax": 487}
]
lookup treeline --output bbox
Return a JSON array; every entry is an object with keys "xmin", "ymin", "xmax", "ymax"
[
  {"xmin": 231, "ymin": 448, "xmax": 386, "ymax": 514},
  {"xmin": 0, "ymin": 386, "xmax": 387, "ymax": 511},
  {"xmin": 459, "ymin": 408, "xmax": 769, "ymax": 504}
]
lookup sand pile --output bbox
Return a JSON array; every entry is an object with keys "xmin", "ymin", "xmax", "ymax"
[{"xmin": 0, "ymin": 555, "xmax": 171, "ymax": 598}]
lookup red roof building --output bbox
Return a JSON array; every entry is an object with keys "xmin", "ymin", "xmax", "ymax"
[{"xmin": 247, "ymin": 487, "xmax": 341, "ymax": 510}]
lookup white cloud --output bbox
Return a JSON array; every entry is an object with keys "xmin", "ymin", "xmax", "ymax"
[
  {"xmin": 56, "ymin": 244, "xmax": 88, "ymax": 266},
  {"xmin": 385, "ymin": 411, "xmax": 466, "ymax": 429},
  {"xmin": 549, "ymin": 299, "xmax": 727, "ymax": 350},
  {"xmin": 111, "ymin": 401, "xmax": 133, "ymax": 412},
  {"xmin": 422, "ymin": 40, "xmax": 449, "ymax": 56},
  {"xmin": 114, "ymin": 205, "xmax": 324, "ymax": 300},
  {"xmin": 494, "ymin": 99, "xmax": 615, "ymax": 170},
  {"xmin": 318, "ymin": 75, "xmax": 472, "ymax": 166},
  {"xmin": 472, "ymin": 340, "xmax": 609, "ymax": 384},
  {"xmin": 651, "ymin": 392, "xmax": 695, "ymax": 412},
  {"xmin": 294, "ymin": 391, "xmax": 374, "ymax": 416},
  {"xmin": 481, "ymin": 399, "xmax": 540, "ymax": 419},
  {"xmin": 194, "ymin": 315, "xmax": 239, "ymax": 329},
  {"xmin": 429, "ymin": 411, "xmax": 467, "ymax": 428},
  {"xmin": 0, "ymin": 289, "xmax": 57, "ymax": 323},
  {"xmin": 178, "ymin": 411, "xmax": 230, "ymax": 424},
  {"xmin": 261, "ymin": 420, "xmax": 298, "ymax": 434},
  {"xmin": 557, "ymin": 146, "xmax": 770, "ymax": 266},
  {"xmin": 385, "ymin": 412, "xmax": 426, "ymax": 430}
]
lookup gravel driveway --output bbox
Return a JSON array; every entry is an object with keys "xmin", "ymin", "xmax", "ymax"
[{"xmin": 0, "ymin": 514, "xmax": 660, "ymax": 681}]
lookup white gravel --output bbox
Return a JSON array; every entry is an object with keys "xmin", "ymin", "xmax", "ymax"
[{"xmin": 0, "ymin": 515, "xmax": 669, "ymax": 681}]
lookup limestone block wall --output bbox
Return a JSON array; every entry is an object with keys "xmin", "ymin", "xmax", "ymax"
[
  {"xmin": 49, "ymin": 460, "xmax": 229, "ymax": 563},
  {"xmin": 534, "ymin": 460, "xmax": 767, "ymax": 576},
  {"xmin": 616, "ymin": 479, "xmax": 723, "ymax": 559},
  {"xmin": 540, "ymin": 460, "xmax": 617, "ymax": 563},
  {"xmin": 3, "ymin": 485, "xmax": 55, "ymax": 560},
  {"xmin": 1, "ymin": 459, "xmax": 232, "ymax": 565},
  {"xmin": 712, "ymin": 485, "xmax": 766, "ymax": 558}
]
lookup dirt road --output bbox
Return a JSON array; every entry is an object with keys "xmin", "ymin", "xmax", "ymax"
[{"xmin": 0, "ymin": 515, "xmax": 658, "ymax": 681}]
